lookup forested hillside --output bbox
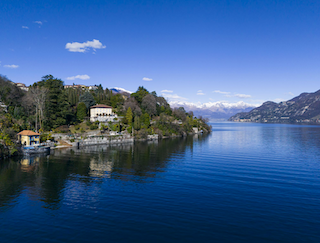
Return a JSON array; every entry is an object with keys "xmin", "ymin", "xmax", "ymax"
[{"xmin": 0, "ymin": 74, "xmax": 211, "ymax": 158}]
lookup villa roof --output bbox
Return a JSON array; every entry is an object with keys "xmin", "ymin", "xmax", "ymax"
[
  {"xmin": 90, "ymin": 104, "xmax": 113, "ymax": 109},
  {"xmin": 17, "ymin": 130, "xmax": 40, "ymax": 136}
]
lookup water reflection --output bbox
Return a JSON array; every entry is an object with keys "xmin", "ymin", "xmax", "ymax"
[{"xmin": 0, "ymin": 135, "xmax": 209, "ymax": 211}]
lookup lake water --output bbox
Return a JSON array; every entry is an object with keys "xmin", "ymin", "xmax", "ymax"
[{"xmin": 1, "ymin": 122, "xmax": 320, "ymax": 242}]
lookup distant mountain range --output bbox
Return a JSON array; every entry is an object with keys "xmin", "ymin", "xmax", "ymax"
[
  {"xmin": 229, "ymin": 89, "xmax": 320, "ymax": 124},
  {"xmin": 110, "ymin": 87, "xmax": 257, "ymax": 120},
  {"xmin": 170, "ymin": 101, "xmax": 257, "ymax": 120}
]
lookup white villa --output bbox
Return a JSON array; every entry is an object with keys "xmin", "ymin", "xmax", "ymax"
[{"xmin": 90, "ymin": 104, "xmax": 118, "ymax": 122}]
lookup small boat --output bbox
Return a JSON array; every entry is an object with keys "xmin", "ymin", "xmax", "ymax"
[{"xmin": 22, "ymin": 145, "xmax": 50, "ymax": 155}]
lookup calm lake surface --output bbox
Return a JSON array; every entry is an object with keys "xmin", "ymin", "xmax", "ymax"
[{"xmin": 1, "ymin": 122, "xmax": 320, "ymax": 242}]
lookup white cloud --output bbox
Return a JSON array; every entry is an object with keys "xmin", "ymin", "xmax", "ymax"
[
  {"xmin": 34, "ymin": 21, "xmax": 42, "ymax": 25},
  {"xmin": 213, "ymin": 90, "xmax": 231, "ymax": 95},
  {"xmin": 169, "ymin": 100, "xmax": 260, "ymax": 110},
  {"xmin": 65, "ymin": 39, "xmax": 106, "ymax": 53},
  {"xmin": 4, "ymin": 64, "xmax": 19, "ymax": 69},
  {"xmin": 161, "ymin": 93, "xmax": 188, "ymax": 101},
  {"xmin": 142, "ymin": 77, "xmax": 153, "ymax": 81},
  {"xmin": 161, "ymin": 90, "xmax": 173, "ymax": 93},
  {"xmin": 197, "ymin": 90, "xmax": 205, "ymax": 95},
  {"xmin": 288, "ymin": 92, "xmax": 294, "ymax": 96},
  {"xmin": 213, "ymin": 90, "xmax": 251, "ymax": 98},
  {"xmin": 66, "ymin": 74, "xmax": 90, "ymax": 80},
  {"xmin": 273, "ymin": 98, "xmax": 285, "ymax": 103},
  {"xmin": 234, "ymin": 93, "xmax": 252, "ymax": 98},
  {"xmin": 22, "ymin": 26, "xmax": 29, "ymax": 29}
]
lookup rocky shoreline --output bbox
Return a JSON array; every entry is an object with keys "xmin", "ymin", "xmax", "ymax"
[{"xmin": 0, "ymin": 130, "xmax": 206, "ymax": 160}]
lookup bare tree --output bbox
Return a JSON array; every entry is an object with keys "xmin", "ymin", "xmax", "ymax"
[
  {"xmin": 156, "ymin": 96, "xmax": 170, "ymax": 109},
  {"xmin": 29, "ymin": 87, "xmax": 48, "ymax": 131},
  {"xmin": 142, "ymin": 94, "xmax": 157, "ymax": 116},
  {"xmin": 173, "ymin": 107, "xmax": 187, "ymax": 122},
  {"xmin": 124, "ymin": 97, "xmax": 142, "ymax": 117}
]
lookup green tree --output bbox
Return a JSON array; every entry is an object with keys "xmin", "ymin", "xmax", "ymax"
[
  {"xmin": 126, "ymin": 107, "xmax": 133, "ymax": 125},
  {"xmin": 93, "ymin": 84, "xmax": 105, "ymax": 104},
  {"xmin": 110, "ymin": 93, "xmax": 124, "ymax": 108},
  {"xmin": 76, "ymin": 102, "xmax": 87, "ymax": 121},
  {"xmin": 0, "ymin": 75, "xmax": 25, "ymax": 106},
  {"xmin": 35, "ymin": 75, "xmax": 73, "ymax": 130},
  {"xmin": 141, "ymin": 113, "xmax": 150, "ymax": 128},
  {"xmin": 133, "ymin": 116, "xmax": 141, "ymax": 130},
  {"xmin": 79, "ymin": 91, "xmax": 96, "ymax": 109},
  {"xmin": 131, "ymin": 86, "xmax": 149, "ymax": 104},
  {"xmin": 66, "ymin": 88, "xmax": 81, "ymax": 106}
]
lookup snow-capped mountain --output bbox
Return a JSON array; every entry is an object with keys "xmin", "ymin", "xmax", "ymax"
[
  {"xmin": 110, "ymin": 87, "xmax": 132, "ymax": 94},
  {"xmin": 108, "ymin": 87, "xmax": 257, "ymax": 120},
  {"xmin": 170, "ymin": 101, "xmax": 258, "ymax": 120},
  {"xmin": 229, "ymin": 89, "xmax": 320, "ymax": 124}
]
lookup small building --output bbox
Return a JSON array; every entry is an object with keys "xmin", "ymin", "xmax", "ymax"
[
  {"xmin": 88, "ymin": 85, "xmax": 98, "ymax": 90},
  {"xmin": 64, "ymin": 84, "xmax": 74, "ymax": 89},
  {"xmin": 15, "ymin": 83, "xmax": 29, "ymax": 91},
  {"xmin": 0, "ymin": 101, "xmax": 7, "ymax": 112},
  {"xmin": 90, "ymin": 104, "xmax": 118, "ymax": 122},
  {"xmin": 17, "ymin": 130, "xmax": 40, "ymax": 146},
  {"xmin": 64, "ymin": 84, "xmax": 87, "ymax": 90}
]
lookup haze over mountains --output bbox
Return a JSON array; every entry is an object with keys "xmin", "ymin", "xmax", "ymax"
[
  {"xmin": 170, "ymin": 101, "xmax": 257, "ymax": 120},
  {"xmin": 110, "ymin": 87, "xmax": 257, "ymax": 120},
  {"xmin": 229, "ymin": 89, "xmax": 320, "ymax": 124}
]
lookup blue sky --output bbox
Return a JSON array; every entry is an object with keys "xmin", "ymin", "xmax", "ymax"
[{"xmin": 1, "ymin": 0, "xmax": 319, "ymax": 105}]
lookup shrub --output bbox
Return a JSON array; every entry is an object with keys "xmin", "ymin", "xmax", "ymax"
[
  {"xmin": 54, "ymin": 125, "xmax": 70, "ymax": 133},
  {"xmin": 127, "ymin": 126, "xmax": 132, "ymax": 134},
  {"xmin": 40, "ymin": 133, "xmax": 54, "ymax": 142},
  {"xmin": 135, "ymin": 128, "xmax": 148, "ymax": 139},
  {"xmin": 86, "ymin": 120, "xmax": 92, "ymax": 126},
  {"xmin": 90, "ymin": 124, "xmax": 98, "ymax": 130}
]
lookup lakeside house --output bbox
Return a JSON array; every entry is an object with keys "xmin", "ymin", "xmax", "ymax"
[
  {"xmin": 17, "ymin": 130, "xmax": 40, "ymax": 146},
  {"xmin": 90, "ymin": 104, "xmax": 118, "ymax": 122}
]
